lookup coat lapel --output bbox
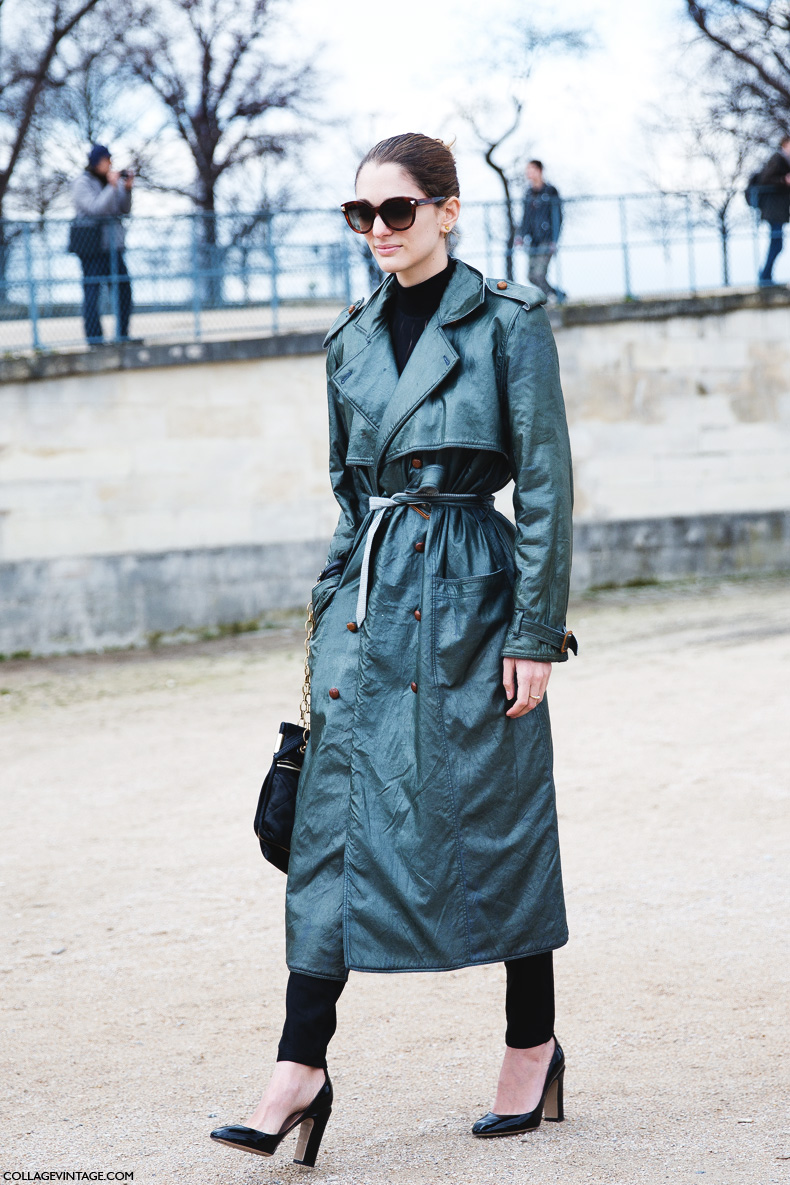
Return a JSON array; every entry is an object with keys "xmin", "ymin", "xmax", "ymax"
[
  {"xmin": 330, "ymin": 323, "xmax": 400, "ymax": 442},
  {"xmin": 372, "ymin": 321, "xmax": 459, "ymax": 473},
  {"xmin": 329, "ymin": 275, "xmax": 399, "ymax": 461}
]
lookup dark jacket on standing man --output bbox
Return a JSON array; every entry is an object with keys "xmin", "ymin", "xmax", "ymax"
[
  {"xmin": 519, "ymin": 184, "xmax": 563, "ymax": 247},
  {"xmin": 757, "ymin": 152, "xmax": 790, "ymax": 225}
]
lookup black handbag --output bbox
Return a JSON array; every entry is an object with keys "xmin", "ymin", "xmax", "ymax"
[
  {"xmin": 253, "ymin": 720, "xmax": 308, "ymax": 872},
  {"xmin": 253, "ymin": 598, "xmax": 316, "ymax": 873},
  {"xmin": 68, "ymin": 219, "xmax": 102, "ymax": 258}
]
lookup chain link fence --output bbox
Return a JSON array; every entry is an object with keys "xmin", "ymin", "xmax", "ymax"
[{"xmin": 0, "ymin": 192, "xmax": 778, "ymax": 354}]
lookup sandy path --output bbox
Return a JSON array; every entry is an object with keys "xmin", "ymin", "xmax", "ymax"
[{"xmin": 2, "ymin": 577, "xmax": 789, "ymax": 1185}]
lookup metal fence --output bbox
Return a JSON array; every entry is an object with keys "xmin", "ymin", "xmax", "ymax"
[{"xmin": 0, "ymin": 191, "xmax": 781, "ymax": 353}]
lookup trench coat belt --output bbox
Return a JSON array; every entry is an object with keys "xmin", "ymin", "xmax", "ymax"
[{"xmin": 354, "ymin": 491, "xmax": 495, "ymax": 627}]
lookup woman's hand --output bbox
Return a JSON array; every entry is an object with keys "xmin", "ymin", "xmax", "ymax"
[{"xmin": 502, "ymin": 657, "xmax": 551, "ymax": 718}]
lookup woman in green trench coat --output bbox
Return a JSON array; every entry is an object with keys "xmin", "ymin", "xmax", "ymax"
[{"xmin": 210, "ymin": 133, "xmax": 577, "ymax": 1168}]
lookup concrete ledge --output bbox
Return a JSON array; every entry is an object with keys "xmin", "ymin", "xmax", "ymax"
[
  {"xmin": 0, "ymin": 329, "xmax": 327, "ymax": 385},
  {"xmin": 552, "ymin": 284, "xmax": 790, "ymax": 328},
  {"xmin": 4, "ymin": 284, "xmax": 790, "ymax": 385},
  {"xmin": 572, "ymin": 509, "xmax": 790, "ymax": 591},
  {"xmin": 2, "ymin": 509, "xmax": 789, "ymax": 656},
  {"xmin": 0, "ymin": 540, "xmax": 328, "ymax": 657}
]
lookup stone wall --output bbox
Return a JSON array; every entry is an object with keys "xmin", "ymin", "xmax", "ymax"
[
  {"xmin": 1, "ymin": 288, "xmax": 789, "ymax": 654},
  {"xmin": 557, "ymin": 291, "xmax": 790, "ymax": 523}
]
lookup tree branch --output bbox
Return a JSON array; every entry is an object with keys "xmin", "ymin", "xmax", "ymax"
[
  {"xmin": 0, "ymin": 0, "xmax": 104, "ymax": 200},
  {"xmin": 686, "ymin": 1, "xmax": 790, "ymax": 105}
]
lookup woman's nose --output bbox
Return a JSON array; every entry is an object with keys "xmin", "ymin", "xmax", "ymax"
[{"xmin": 372, "ymin": 214, "xmax": 391, "ymax": 236}]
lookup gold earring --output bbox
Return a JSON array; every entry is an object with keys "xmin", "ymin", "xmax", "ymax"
[{"xmin": 443, "ymin": 224, "xmax": 450, "ymax": 234}]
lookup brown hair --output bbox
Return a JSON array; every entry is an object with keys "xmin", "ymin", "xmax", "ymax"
[{"xmin": 356, "ymin": 133, "xmax": 459, "ymax": 199}]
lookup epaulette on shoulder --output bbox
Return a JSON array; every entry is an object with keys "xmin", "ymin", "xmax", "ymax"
[
  {"xmin": 322, "ymin": 296, "xmax": 367, "ymax": 348},
  {"xmin": 484, "ymin": 277, "xmax": 547, "ymax": 310}
]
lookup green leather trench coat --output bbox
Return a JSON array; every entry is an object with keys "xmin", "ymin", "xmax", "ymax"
[{"xmin": 285, "ymin": 258, "xmax": 574, "ymax": 980}]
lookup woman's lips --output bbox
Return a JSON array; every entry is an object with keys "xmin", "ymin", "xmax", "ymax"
[{"xmin": 375, "ymin": 244, "xmax": 401, "ymax": 255}]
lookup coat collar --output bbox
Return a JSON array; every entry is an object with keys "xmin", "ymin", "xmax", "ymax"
[
  {"xmin": 331, "ymin": 259, "xmax": 487, "ymax": 476},
  {"xmin": 352, "ymin": 256, "xmax": 486, "ymax": 341}
]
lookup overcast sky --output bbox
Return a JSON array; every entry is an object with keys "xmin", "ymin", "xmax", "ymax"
[{"xmin": 283, "ymin": 0, "xmax": 686, "ymax": 206}]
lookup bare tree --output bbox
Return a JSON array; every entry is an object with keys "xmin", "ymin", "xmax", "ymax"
[
  {"xmin": 4, "ymin": 109, "xmax": 73, "ymax": 219},
  {"xmin": 685, "ymin": 1, "xmax": 790, "ymax": 143},
  {"xmin": 120, "ymin": 0, "xmax": 315, "ymax": 213},
  {"xmin": 8, "ymin": 32, "xmax": 148, "ymax": 219},
  {"xmin": 457, "ymin": 98, "xmax": 522, "ymax": 280},
  {"xmin": 643, "ymin": 67, "xmax": 757, "ymax": 287},
  {"xmin": 0, "ymin": 0, "xmax": 109, "ymax": 307},
  {"xmin": 114, "ymin": 0, "xmax": 317, "ymax": 303},
  {"xmin": 457, "ymin": 22, "xmax": 591, "ymax": 279},
  {"xmin": 51, "ymin": 33, "xmax": 142, "ymax": 148},
  {"xmin": 686, "ymin": 124, "xmax": 754, "ymax": 286},
  {"xmin": 0, "ymin": 0, "xmax": 105, "ymax": 218}
]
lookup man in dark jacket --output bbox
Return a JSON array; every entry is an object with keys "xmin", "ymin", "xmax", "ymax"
[
  {"xmin": 756, "ymin": 134, "xmax": 790, "ymax": 287},
  {"xmin": 515, "ymin": 160, "xmax": 566, "ymax": 303},
  {"xmin": 71, "ymin": 144, "xmax": 134, "ymax": 344}
]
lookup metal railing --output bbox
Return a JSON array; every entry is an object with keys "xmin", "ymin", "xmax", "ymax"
[{"xmin": 0, "ymin": 191, "xmax": 783, "ymax": 354}]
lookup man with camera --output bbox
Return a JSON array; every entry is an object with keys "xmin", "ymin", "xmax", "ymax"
[{"xmin": 71, "ymin": 143, "xmax": 134, "ymax": 345}]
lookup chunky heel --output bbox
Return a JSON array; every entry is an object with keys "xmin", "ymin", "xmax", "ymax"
[
  {"xmin": 293, "ymin": 1106, "xmax": 332, "ymax": 1167},
  {"xmin": 472, "ymin": 1037, "xmax": 566, "ymax": 1138},
  {"xmin": 211, "ymin": 1071, "xmax": 333, "ymax": 1162},
  {"xmin": 543, "ymin": 1068, "xmax": 564, "ymax": 1121}
]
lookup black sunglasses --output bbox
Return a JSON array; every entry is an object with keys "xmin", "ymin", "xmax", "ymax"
[{"xmin": 340, "ymin": 195, "xmax": 447, "ymax": 234}]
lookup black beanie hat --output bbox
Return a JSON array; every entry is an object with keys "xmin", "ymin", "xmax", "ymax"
[{"xmin": 88, "ymin": 144, "xmax": 111, "ymax": 169}]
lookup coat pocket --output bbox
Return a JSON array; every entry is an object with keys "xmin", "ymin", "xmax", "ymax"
[{"xmin": 431, "ymin": 568, "xmax": 513, "ymax": 691}]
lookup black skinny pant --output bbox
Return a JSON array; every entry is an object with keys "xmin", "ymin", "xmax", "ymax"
[{"xmin": 277, "ymin": 952, "xmax": 554, "ymax": 1070}]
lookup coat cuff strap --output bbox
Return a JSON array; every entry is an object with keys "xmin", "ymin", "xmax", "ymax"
[{"xmin": 508, "ymin": 614, "xmax": 578, "ymax": 655}]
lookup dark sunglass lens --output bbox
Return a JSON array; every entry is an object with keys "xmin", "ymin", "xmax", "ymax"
[
  {"xmin": 345, "ymin": 203, "xmax": 373, "ymax": 233},
  {"xmin": 380, "ymin": 198, "xmax": 414, "ymax": 230}
]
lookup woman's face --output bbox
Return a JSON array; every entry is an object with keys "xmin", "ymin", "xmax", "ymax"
[{"xmin": 355, "ymin": 161, "xmax": 459, "ymax": 284}]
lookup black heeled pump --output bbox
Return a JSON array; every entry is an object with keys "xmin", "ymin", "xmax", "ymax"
[
  {"xmin": 472, "ymin": 1038, "xmax": 565, "ymax": 1137},
  {"xmin": 210, "ymin": 1071, "xmax": 333, "ymax": 1167}
]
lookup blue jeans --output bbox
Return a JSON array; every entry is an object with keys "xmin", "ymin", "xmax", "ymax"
[
  {"xmin": 760, "ymin": 222, "xmax": 785, "ymax": 282},
  {"xmin": 528, "ymin": 244, "xmax": 563, "ymax": 299},
  {"xmin": 80, "ymin": 249, "xmax": 132, "ymax": 343}
]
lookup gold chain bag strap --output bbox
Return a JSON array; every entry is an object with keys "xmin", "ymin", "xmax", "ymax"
[
  {"xmin": 253, "ymin": 597, "xmax": 316, "ymax": 873},
  {"xmin": 298, "ymin": 599, "xmax": 315, "ymax": 747}
]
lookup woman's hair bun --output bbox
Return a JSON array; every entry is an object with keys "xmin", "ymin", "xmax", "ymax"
[{"xmin": 356, "ymin": 132, "xmax": 461, "ymax": 201}]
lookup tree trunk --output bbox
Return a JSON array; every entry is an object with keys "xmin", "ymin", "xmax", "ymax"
[
  {"xmin": 484, "ymin": 155, "xmax": 516, "ymax": 280},
  {"xmin": 719, "ymin": 211, "xmax": 730, "ymax": 287},
  {"xmin": 0, "ymin": 221, "xmax": 9, "ymax": 310},
  {"xmin": 0, "ymin": 201, "xmax": 18, "ymax": 311},
  {"xmin": 0, "ymin": 198, "xmax": 6, "ymax": 300},
  {"xmin": 504, "ymin": 215, "xmax": 516, "ymax": 281},
  {"xmin": 497, "ymin": 178, "xmax": 516, "ymax": 281},
  {"xmin": 196, "ymin": 190, "xmax": 223, "ymax": 308}
]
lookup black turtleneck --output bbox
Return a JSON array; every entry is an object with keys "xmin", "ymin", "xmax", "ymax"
[{"xmin": 389, "ymin": 257, "xmax": 456, "ymax": 374}]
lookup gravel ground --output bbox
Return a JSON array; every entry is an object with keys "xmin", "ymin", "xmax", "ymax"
[{"xmin": 2, "ymin": 575, "xmax": 789, "ymax": 1185}]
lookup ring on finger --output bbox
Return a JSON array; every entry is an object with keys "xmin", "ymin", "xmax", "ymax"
[{"xmin": 529, "ymin": 694, "xmax": 542, "ymax": 701}]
